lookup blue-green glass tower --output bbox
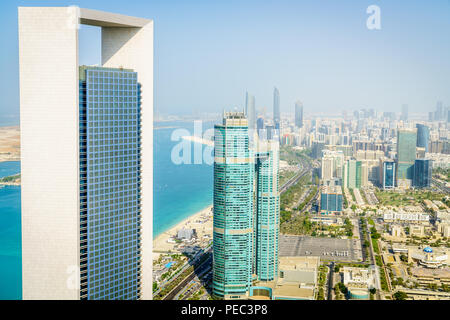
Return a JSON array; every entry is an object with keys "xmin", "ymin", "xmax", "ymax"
[
  {"xmin": 396, "ymin": 128, "xmax": 417, "ymax": 183},
  {"xmin": 213, "ymin": 112, "xmax": 254, "ymax": 298},
  {"xmin": 254, "ymin": 141, "xmax": 280, "ymax": 282},
  {"xmin": 79, "ymin": 66, "xmax": 142, "ymax": 300}
]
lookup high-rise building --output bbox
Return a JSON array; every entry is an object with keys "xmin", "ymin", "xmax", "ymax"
[
  {"xmin": 396, "ymin": 128, "xmax": 417, "ymax": 185},
  {"xmin": 344, "ymin": 160, "xmax": 362, "ymax": 189},
  {"xmin": 380, "ymin": 159, "xmax": 396, "ymax": 189},
  {"xmin": 435, "ymin": 101, "xmax": 443, "ymax": 121},
  {"xmin": 19, "ymin": 7, "xmax": 153, "ymax": 300},
  {"xmin": 213, "ymin": 112, "xmax": 280, "ymax": 299},
  {"xmin": 414, "ymin": 159, "xmax": 432, "ymax": 188},
  {"xmin": 320, "ymin": 186, "xmax": 343, "ymax": 215},
  {"xmin": 79, "ymin": 65, "xmax": 143, "ymax": 300},
  {"xmin": 416, "ymin": 124, "xmax": 430, "ymax": 153},
  {"xmin": 245, "ymin": 92, "xmax": 256, "ymax": 130},
  {"xmin": 273, "ymin": 87, "xmax": 280, "ymax": 130},
  {"xmin": 213, "ymin": 112, "xmax": 254, "ymax": 298},
  {"xmin": 254, "ymin": 140, "xmax": 280, "ymax": 282},
  {"xmin": 256, "ymin": 117, "xmax": 265, "ymax": 131},
  {"xmin": 400, "ymin": 104, "xmax": 408, "ymax": 121},
  {"xmin": 295, "ymin": 101, "xmax": 303, "ymax": 128}
]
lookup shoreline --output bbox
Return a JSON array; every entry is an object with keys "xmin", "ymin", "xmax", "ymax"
[{"xmin": 153, "ymin": 204, "xmax": 213, "ymax": 260}]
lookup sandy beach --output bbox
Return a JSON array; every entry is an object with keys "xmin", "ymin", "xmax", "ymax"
[
  {"xmin": 153, "ymin": 205, "xmax": 213, "ymax": 261},
  {"xmin": 0, "ymin": 126, "xmax": 20, "ymax": 163}
]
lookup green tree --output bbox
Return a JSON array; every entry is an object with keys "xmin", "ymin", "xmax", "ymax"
[{"xmin": 393, "ymin": 291, "xmax": 408, "ymax": 300}]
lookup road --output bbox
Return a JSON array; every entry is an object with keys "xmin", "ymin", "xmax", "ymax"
[
  {"xmin": 327, "ymin": 262, "xmax": 334, "ymax": 300},
  {"xmin": 432, "ymin": 178, "xmax": 450, "ymax": 194},
  {"xmin": 163, "ymin": 254, "xmax": 212, "ymax": 300}
]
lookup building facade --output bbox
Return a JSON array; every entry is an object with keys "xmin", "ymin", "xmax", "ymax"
[
  {"xmin": 295, "ymin": 101, "xmax": 303, "ymax": 128},
  {"xmin": 273, "ymin": 87, "xmax": 280, "ymax": 130},
  {"xmin": 397, "ymin": 128, "xmax": 417, "ymax": 186},
  {"xmin": 414, "ymin": 159, "xmax": 432, "ymax": 188},
  {"xmin": 19, "ymin": 7, "xmax": 153, "ymax": 300},
  {"xmin": 254, "ymin": 141, "xmax": 280, "ymax": 281},
  {"xmin": 213, "ymin": 112, "xmax": 280, "ymax": 299},
  {"xmin": 416, "ymin": 124, "xmax": 430, "ymax": 153},
  {"xmin": 213, "ymin": 112, "xmax": 254, "ymax": 298}
]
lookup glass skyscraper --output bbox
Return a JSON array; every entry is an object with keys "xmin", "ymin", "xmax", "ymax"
[
  {"xmin": 254, "ymin": 141, "xmax": 280, "ymax": 282},
  {"xmin": 295, "ymin": 101, "xmax": 303, "ymax": 128},
  {"xmin": 213, "ymin": 112, "xmax": 254, "ymax": 298},
  {"xmin": 245, "ymin": 92, "xmax": 256, "ymax": 131},
  {"xmin": 396, "ymin": 128, "xmax": 417, "ymax": 184},
  {"xmin": 414, "ymin": 159, "xmax": 432, "ymax": 188},
  {"xmin": 79, "ymin": 66, "xmax": 142, "ymax": 300},
  {"xmin": 382, "ymin": 160, "xmax": 396, "ymax": 189},
  {"xmin": 273, "ymin": 87, "xmax": 280, "ymax": 130},
  {"xmin": 416, "ymin": 124, "xmax": 430, "ymax": 153},
  {"xmin": 213, "ymin": 112, "xmax": 280, "ymax": 299}
]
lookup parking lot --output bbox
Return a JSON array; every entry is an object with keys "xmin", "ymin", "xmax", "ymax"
[{"xmin": 279, "ymin": 235, "xmax": 363, "ymax": 262}]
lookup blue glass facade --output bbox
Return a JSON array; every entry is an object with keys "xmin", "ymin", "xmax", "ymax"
[
  {"xmin": 254, "ymin": 145, "xmax": 279, "ymax": 281},
  {"xmin": 320, "ymin": 189, "xmax": 343, "ymax": 214},
  {"xmin": 416, "ymin": 124, "xmax": 430, "ymax": 153},
  {"xmin": 79, "ymin": 66, "xmax": 142, "ymax": 300},
  {"xmin": 414, "ymin": 159, "xmax": 432, "ymax": 188},
  {"xmin": 213, "ymin": 114, "xmax": 254, "ymax": 298},
  {"xmin": 382, "ymin": 161, "xmax": 396, "ymax": 189}
]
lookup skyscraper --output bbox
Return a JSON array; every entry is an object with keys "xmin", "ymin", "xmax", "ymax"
[
  {"xmin": 396, "ymin": 128, "xmax": 417, "ymax": 186},
  {"xmin": 380, "ymin": 160, "xmax": 396, "ymax": 189},
  {"xmin": 416, "ymin": 124, "xmax": 430, "ymax": 153},
  {"xmin": 435, "ymin": 101, "xmax": 443, "ymax": 121},
  {"xmin": 295, "ymin": 101, "xmax": 303, "ymax": 128},
  {"xmin": 19, "ymin": 7, "xmax": 153, "ymax": 300},
  {"xmin": 273, "ymin": 87, "xmax": 280, "ymax": 130},
  {"xmin": 79, "ymin": 65, "xmax": 142, "ymax": 300},
  {"xmin": 344, "ymin": 160, "xmax": 361, "ymax": 189},
  {"xmin": 245, "ymin": 92, "xmax": 256, "ymax": 130},
  {"xmin": 414, "ymin": 159, "xmax": 432, "ymax": 188},
  {"xmin": 400, "ymin": 104, "xmax": 408, "ymax": 121},
  {"xmin": 213, "ymin": 112, "xmax": 280, "ymax": 299},
  {"xmin": 213, "ymin": 112, "xmax": 254, "ymax": 298},
  {"xmin": 254, "ymin": 140, "xmax": 280, "ymax": 282}
]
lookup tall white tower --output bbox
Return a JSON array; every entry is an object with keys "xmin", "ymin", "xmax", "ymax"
[{"xmin": 19, "ymin": 7, "xmax": 153, "ymax": 300}]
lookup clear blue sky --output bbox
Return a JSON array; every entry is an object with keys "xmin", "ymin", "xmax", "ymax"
[{"xmin": 1, "ymin": 0, "xmax": 450, "ymax": 121}]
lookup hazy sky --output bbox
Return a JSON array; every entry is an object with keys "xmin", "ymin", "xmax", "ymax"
[{"xmin": 1, "ymin": 0, "xmax": 450, "ymax": 121}]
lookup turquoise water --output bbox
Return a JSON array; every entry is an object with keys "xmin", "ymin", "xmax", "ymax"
[
  {"xmin": 0, "ymin": 120, "xmax": 213, "ymax": 299},
  {"xmin": 0, "ymin": 161, "xmax": 20, "ymax": 178},
  {"xmin": 153, "ymin": 121, "xmax": 213, "ymax": 236},
  {"xmin": 0, "ymin": 185, "xmax": 21, "ymax": 300}
]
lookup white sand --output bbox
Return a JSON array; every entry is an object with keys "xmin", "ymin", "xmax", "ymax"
[{"xmin": 153, "ymin": 205, "xmax": 213, "ymax": 261}]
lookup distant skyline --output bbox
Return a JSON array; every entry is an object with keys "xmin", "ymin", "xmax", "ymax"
[{"xmin": 1, "ymin": 0, "xmax": 450, "ymax": 120}]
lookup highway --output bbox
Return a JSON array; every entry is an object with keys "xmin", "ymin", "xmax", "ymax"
[
  {"xmin": 163, "ymin": 253, "xmax": 212, "ymax": 300},
  {"xmin": 432, "ymin": 178, "xmax": 450, "ymax": 194}
]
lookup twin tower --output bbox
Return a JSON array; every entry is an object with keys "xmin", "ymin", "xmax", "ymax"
[{"xmin": 213, "ymin": 112, "xmax": 280, "ymax": 299}]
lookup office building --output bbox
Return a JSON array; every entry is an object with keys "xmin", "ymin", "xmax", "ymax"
[
  {"xmin": 380, "ymin": 159, "xmax": 396, "ymax": 189},
  {"xmin": 414, "ymin": 159, "xmax": 432, "ymax": 188},
  {"xmin": 344, "ymin": 160, "xmax": 362, "ymax": 189},
  {"xmin": 254, "ymin": 140, "xmax": 280, "ymax": 282},
  {"xmin": 320, "ymin": 186, "xmax": 343, "ymax": 215},
  {"xmin": 273, "ymin": 87, "xmax": 280, "ymax": 130},
  {"xmin": 295, "ymin": 101, "xmax": 303, "ymax": 128},
  {"xmin": 213, "ymin": 112, "xmax": 254, "ymax": 298},
  {"xmin": 245, "ymin": 92, "xmax": 256, "ymax": 130},
  {"xmin": 19, "ymin": 7, "xmax": 153, "ymax": 300},
  {"xmin": 400, "ymin": 104, "xmax": 408, "ymax": 121},
  {"xmin": 396, "ymin": 128, "xmax": 417, "ymax": 187},
  {"xmin": 416, "ymin": 124, "xmax": 430, "ymax": 153},
  {"xmin": 213, "ymin": 112, "xmax": 280, "ymax": 299}
]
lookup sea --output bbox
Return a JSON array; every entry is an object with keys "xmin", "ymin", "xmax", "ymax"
[{"xmin": 0, "ymin": 120, "xmax": 214, "ymax": 300}]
